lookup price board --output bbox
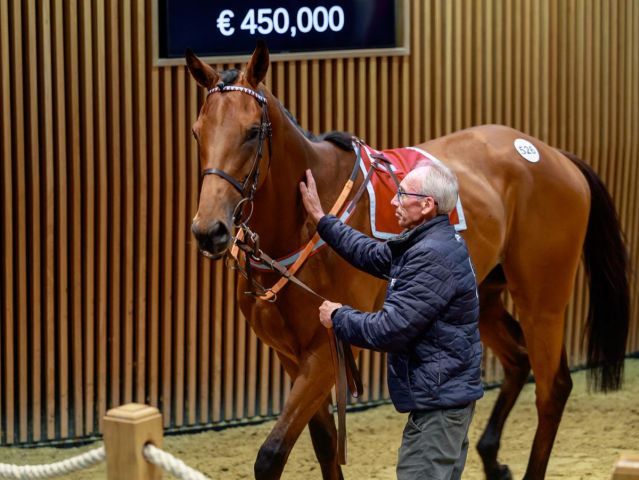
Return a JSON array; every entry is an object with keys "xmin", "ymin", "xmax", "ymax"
[{"xmin": 154, "ymin": 0, "xmax": 409, "ymax": 65}]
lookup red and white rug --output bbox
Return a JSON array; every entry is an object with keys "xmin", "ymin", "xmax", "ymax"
[{"xmin": 357, "ymin": 142, "xmax": 467, "ymax": 239}]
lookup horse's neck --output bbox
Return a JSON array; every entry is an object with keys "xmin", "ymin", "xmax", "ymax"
[{"xmin": 248, "ymin": 105, "xmax": 356, "ymax": 258}]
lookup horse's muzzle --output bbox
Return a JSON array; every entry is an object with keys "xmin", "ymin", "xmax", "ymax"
[{"xmin": 191, "ymin": 220, "xmax": 231, "ymax": 260}]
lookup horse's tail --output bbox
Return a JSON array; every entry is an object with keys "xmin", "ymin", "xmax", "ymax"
[{"xmin": 561, "ymin": 150, "xmax": 630, "ymax": 392}]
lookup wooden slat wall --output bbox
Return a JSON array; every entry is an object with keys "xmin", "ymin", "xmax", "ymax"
[{"xmin": 1, "ymin": 0, "xmax": 638, "ymax": 445}]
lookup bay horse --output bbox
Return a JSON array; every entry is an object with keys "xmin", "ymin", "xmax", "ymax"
[{"xmin": 186, "ymin": 42, "xmax": 629, "ymax": 480}]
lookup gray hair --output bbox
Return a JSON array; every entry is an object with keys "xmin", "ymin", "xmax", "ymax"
[{"xmin": 407, "ymin": 162, "xmax": 459, "ymax": 214}]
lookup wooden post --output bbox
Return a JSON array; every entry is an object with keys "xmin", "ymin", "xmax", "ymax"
[
  {"xmin": 103, "ymin": 403, "xmax": 163, "ymax": 480},
  {"xmin": 612, "ymin": 452, "xmax": 639, "ymax": 480}
]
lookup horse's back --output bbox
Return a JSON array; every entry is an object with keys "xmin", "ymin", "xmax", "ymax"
[{"xmin": 416, "ymin": 125, "xmax": 591, "ymax": 286}]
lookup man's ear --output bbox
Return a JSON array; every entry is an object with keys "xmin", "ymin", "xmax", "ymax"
[
  {"xmin": 421, "ymin": 197, "xmax": 435, "ymax": 215},
  {"xmin": 429, "ymin": 197, "xmax": 439, "ymax": 214},
  {"xmin": 245, "ymin": 40, "xmax": 269, "ymax": 88},
  {"xmin": 185, "ymin": 48, "xmax": 219, "ymax": 89}
]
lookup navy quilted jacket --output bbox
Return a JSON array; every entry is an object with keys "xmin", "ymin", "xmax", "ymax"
[{"xmin": 317, "ymin": 214, "xmax": 483, "ymax": 412}]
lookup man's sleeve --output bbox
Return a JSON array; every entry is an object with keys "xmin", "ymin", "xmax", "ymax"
[
  {"xmin": 317, "ymin": 214, "xmax": 391, "ymax": 280},
  {"xmin": 332, "ymin": 249, "xmax": 455, "ymax": 352}
]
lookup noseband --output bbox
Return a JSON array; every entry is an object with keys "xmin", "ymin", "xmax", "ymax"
[{"xmin": 201, "ymin": 84, "xmax": 272, "ymax": 223}]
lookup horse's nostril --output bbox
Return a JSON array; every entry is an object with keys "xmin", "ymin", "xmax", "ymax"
[
  {"xmin": 192, "ymin": 220, "xmax": 231, "ymax": 256},
  {"xmin": 210, "ymin": 221, "xmax": 226, "ymax": 237},
  {"xmin": 210, "ymin": 221, "xmax": 230, "ymax": 243}
]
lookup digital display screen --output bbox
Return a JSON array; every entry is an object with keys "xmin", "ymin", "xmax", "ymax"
[{"xmin": 157, "ymin": 0, "xmax": 402, "ymax": 61}]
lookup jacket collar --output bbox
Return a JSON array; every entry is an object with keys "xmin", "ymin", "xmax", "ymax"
[{"xmin": 387, "ymin": 215, "xmax": 450, "ymax": 253}]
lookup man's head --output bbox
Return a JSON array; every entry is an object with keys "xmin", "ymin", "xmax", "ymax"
[{"xmin": 390, "ymin": 162, "xmax": 459, "ymax": 230}]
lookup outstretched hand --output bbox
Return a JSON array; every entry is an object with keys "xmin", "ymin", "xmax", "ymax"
[{"xmin": 299, "ymin": 169, "xmax": 325, "ymax": 224}]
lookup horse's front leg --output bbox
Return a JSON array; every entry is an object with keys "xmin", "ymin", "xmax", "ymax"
[
  {"xmin": 254, "ymin": 331, "xmax": 336, "ymax": 480},
  {"xmin": 307, "ymin": 395, "xmax": 343, "ymax": 480},
  {"xmin": 276, "ymin": 353, "xmax": 343, "ymax": 480}
]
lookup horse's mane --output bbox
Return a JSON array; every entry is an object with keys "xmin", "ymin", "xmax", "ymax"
[
  {"xmin": 218, "ymin": 69, "xmax": 354, "ymax": 152},
  {"xmin": 280, "ymin": 108, "xmax": 354, "ymax": 152}
]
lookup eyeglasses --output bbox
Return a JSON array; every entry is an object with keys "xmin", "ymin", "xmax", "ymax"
[{"xmin": 396, "ymin": 188, "xmax": 437, "ymax": 207}]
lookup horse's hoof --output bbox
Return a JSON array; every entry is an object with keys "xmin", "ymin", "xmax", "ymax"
[{"xmin": 487, "ymin": 464, "xmax": 513, "ymax": 480}]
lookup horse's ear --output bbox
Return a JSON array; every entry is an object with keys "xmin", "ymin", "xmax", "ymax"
[
  {"xmin": 185, "ymin": 48, "xmax": 219, "ymax": 89},
  {"xmin": 245, "ymin": 40, "xmax": 269, "ymax": 88}
]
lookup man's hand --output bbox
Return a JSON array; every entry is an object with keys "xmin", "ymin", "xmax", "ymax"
[
  {"xmin": 319, "ymin": 300, "xmax": 342, "ymax": 329},
  {"xmin": 299, "ymin": 169, "xmax": 325, "ymax": 224}
]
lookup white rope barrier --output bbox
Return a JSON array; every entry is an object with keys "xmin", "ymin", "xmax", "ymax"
[
  {"xmin": 143, "ymin": 444, "xmax": 211, "ymax": 480},
  {"xmin": 0, "ymin": 446, "xmax": 105, "ymax": 479}
]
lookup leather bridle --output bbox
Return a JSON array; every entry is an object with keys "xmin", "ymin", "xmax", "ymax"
[{"xmin": 201, "ymin": 83, "xmax": 272, "ymax": 225}]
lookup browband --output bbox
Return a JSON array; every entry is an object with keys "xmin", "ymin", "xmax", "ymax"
[{"xmin": 207, "ymin": 85, "xmax": 268, "ymax": 105}]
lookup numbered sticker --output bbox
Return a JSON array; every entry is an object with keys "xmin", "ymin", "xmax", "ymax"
[{"xmin": 514, "ymin": 139, "xmax": 540, "ymax": 163}]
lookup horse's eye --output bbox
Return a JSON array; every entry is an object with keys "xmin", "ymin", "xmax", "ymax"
[{"xmin": 245, "ymin": 126, "xmax": 260, "ymax": 142}]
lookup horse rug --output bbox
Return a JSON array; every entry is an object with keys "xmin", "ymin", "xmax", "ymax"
[{"xmin": 356, "ymin": 141, "xmax": 467, "ymax": 239}]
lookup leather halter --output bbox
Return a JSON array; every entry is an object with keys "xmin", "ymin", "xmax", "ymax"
[{"xmin": 201, "ymin": 84, "xmax": 272, "ymax": 211}]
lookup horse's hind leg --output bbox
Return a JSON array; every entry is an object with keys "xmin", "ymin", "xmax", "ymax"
[
  {"xmin": 503, "ymin": 240, "xmax": 580, "ymax": 479},
  {"xmin": 477, "ymin": 273, "xmax": 531, "ymax": 480},
  {"xmin": 516, "ymin": 313, "xmax": 572, "ymax": 480}
]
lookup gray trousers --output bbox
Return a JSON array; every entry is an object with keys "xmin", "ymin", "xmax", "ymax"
[{"xmin": 396, "ymin": 401, "xmax": 475, "ymax": 480}]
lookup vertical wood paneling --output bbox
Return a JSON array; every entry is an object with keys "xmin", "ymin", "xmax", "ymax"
[
  {"xmin": 0, "ymin": 0, "xmax": 14, "ymax": 444},
  {"xmin": 198, "ymin": 259, "xmax": 211, "ymax": 423},
  {"xmin": 246, "ymin": 318, "xmax": 257, "ymax": 419},
  {"xmin": 160, "ymin": 67, "xmax": 173, "ymax": 427},
  {"xmin": 52, "ymin": 0, "xmax": 70, "ymax": 440},
  {"xmin": 186, "ymin": 78, "xmax": 199, "ymax": 425},
  {"xmin": 345, "ymin": 59, "xmax": 354, "ymax": 134},
  {"xmin": 412, "ymin": 0, "xmax": 422, "ymax": 141},
  {"xmin": 211, "ymin": 264, "xmax": 223, "ymax": 422},
  {"xmin": 121, "ymin": 0, "xmax": 135, "ymax": 408},
  {"xmin": 147, "ymin": 0, "xmax": 161, "ymax": 410},
  {"xmin": 39, "ymin": 0, "xmax": 57, "ymax": 442},
  {"xmin": 1, "ymin": 0, "xmax": 638, "ymax": 445},
  {"xmin": 11, "ymin": 0, "xmax": 28, "ymax": 444},
  {"xmin": 79, "ymin": 0, "xmax": 95, "ymax": 438},
  {"xmin": 65, "ymin": 0, "xmax": 85, "ymax": 438},
  {"xmin": 223, "ymin": 270, "xmax": 235, "ymax": 421},
  {"xmin": 106, "ymin": 0, "xmax": 121, "ymax": 412},
  {"xmin": 259, "ymin": 332, "xmax": 269, "ymax": 417},
  {"xmin": 95, "ymin": 0, "xmax": 109, "ymax": 436},
  {"xmin": 133, "ymin": 0, "xmax": 148, "ymax": 408},
  {"xmin": 379, "ymin": 57, "xmax": 388, "ymax": 148},
  {"xmin": 25, "ymin": 0, "xmax": 42, "ymax": 443},
  {"xmin": 173, "ymin": 69, "xmax": 187, "ymax": 427},
  {"xmin": 335, "ymin": 60, "xmax": 345, "ymax": 133}
]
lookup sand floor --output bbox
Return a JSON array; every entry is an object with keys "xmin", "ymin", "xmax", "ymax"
[{"xmin": 1, "ymin": 358, "xmax": 637, "ymax": 479}]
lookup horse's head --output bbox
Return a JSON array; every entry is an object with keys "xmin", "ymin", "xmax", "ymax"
[{"xmin": 186, "ymin": 41, "xmax": 271, "ymax": 259}]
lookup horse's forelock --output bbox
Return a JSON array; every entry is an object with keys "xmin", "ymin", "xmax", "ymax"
[{"xmin": 219, "ymin": 69, "xmax": 241, "ymax": 85}]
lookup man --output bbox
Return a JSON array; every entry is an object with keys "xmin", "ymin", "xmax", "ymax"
[{"xmin": 299, "ymin": 163, "xmax": 483, "ymax": 480}]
